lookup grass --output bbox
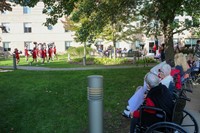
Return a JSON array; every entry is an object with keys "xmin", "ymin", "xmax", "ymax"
[
  {"xmin": 0, "ymin": 54, "xmax": 156, "ymax": 68},
  {"xmin": 0, "ymin": 55, "xmax": 82, "ymax": 68},
  {"xmin": 0, "ymin": 67, "xmax": 150, "ymax": 133}
]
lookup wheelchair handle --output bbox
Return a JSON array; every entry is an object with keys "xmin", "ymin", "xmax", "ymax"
[
  {"xmin": 179, "ymin": 96, "xmax": 191, "ymax": 101},
  {"xmin": 140, "ymin": 106, "xmax": 165, "ymax": 112},
  {"xmin": 182, "ymin": 88, "xmax": 193, "ymax": 93}
]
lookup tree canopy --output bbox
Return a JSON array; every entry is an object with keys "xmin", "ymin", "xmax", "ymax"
[{"xmin": 4, "ymin": 0, "xmax": 200, "ymax": 60}]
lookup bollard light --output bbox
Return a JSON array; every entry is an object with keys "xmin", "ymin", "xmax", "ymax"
[{"xmin": 87, "ymin": 75, "xmax": 103, "ymax": 133}]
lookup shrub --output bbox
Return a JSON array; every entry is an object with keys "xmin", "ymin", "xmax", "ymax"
[
  {"xmin": 66, "ymin": 46, "xmax": 94, "ymax": 57},
  {"xmin": 94, "ymin": 58, "xmax": 129, "ymax": 65},
  {"xmin": 71, "ymin": 57, "xmax": 129, "ymax": 65},
  {"xmin": 135, "ymin": 57, "xmax": 157, "ymax": 64}
]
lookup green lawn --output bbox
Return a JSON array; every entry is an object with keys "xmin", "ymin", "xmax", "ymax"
[
  {"xmin": 0, "ymin": 67, "xmax": 150, "ymax": 133},
  {"xmin": 0, "ymin": 55, "xmax": 82, "ymax": 68}
]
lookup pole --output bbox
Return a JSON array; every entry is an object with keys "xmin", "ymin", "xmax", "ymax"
[
  {"xmin": 13, "ymin": 54, "xmax": 17, "ymax": 70},
  {"xmin": 87, "ymin": 75, "xmax": 103, "ymax": 133},
  {"xmin": 83, "ymin": 42, "xmax": 86, "ymax": 66}
]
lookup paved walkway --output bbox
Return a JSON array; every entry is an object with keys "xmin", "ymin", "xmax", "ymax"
[
  {"xmin": 184, "ymin": 85, "xmax": 200, "ymax": 132},
  {"xmin": 0, "ymin": 65, "xmax": 199, "ymax": 131},
  {"xmin": 0, "ymin": 64, "xmax": 152, "ymax": 71}
]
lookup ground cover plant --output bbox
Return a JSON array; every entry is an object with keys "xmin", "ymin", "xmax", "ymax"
[{"xmin": 0, "ymin": 67, "xmax": 150, "ymax": 133}]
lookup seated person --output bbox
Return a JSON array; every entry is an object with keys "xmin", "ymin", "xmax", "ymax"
[
  {"xmin": 122, "ymin": 62, "xmax": 173, "ymax": 118},
  {"xmin": 130, "ymin": 72, "xmax": 174, "ymax": 133},
  {"xmin": 190, "ymin": 56, "xmax": 200, "ymax": 81},
  {"xmin": 159, "ymin": 64, "xmax": 173, "ymax": 89},
  {"xmin": 167, "ymin": 59, "xmax": 182, "ymax": 90},
  {"xmin": 174, "ymin": 53, "xmax": 191, "ymax": 82}
]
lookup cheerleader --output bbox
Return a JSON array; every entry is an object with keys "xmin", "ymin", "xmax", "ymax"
[{"xmin": 13, "ymin": 48, "xmax": 21, "ymax": 64}]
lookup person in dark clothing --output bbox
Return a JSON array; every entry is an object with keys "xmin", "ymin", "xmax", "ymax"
[
  {"xmin": 195, "ymin": 40, "xmax": 200, "ymax": 58},
  {"xmin": 130, "ymin": 72, "xmax": 174, "ymax": 133},
  {"xmin": 160, "ymin": 43, "xmax": 165, "ymax": 62}
]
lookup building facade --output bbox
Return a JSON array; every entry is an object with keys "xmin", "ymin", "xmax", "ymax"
[{"xmin": 0, "ymin": 2, "xmax": 81, "ymax": 56}]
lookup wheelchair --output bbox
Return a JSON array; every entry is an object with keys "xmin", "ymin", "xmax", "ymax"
[{"xmin": 133, "ymin": 86, "xmax": 199, "ymax": 133}]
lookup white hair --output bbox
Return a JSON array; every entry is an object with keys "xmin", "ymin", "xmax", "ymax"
[{"xmin": 145, "ymin": 72, "xmax": 160, "ymax": 88}]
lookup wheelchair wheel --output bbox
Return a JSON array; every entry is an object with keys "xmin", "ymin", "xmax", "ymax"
[
  {"xmin": 194, "ymin": 77, "xmax": 200, "ymax": 85},
  {"xmin": 180, "ymin": 110, "xmax": 199, "ymax": 133},
  {"xmin": 183, "ymin": 78, "xmax": 194, "ymax": 90},
  {"xmin": 145, "ymin": 122, "xmax": 187, "ymax": 133}
]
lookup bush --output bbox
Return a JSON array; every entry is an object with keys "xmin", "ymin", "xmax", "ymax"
[
  {"xmin": 136, "ymin": 57, "xmax": 157, "ymax": 64},
  {"xmin": 66, "ymin": 46, "xmax": 94, "ymax": 57},
  {"xmin": 94, "ymin": 58, "xmax": 128, "ymax": 65},
  {"xmin": 71, "ymin": 57, "xmax": 129, "ymax": 65}
]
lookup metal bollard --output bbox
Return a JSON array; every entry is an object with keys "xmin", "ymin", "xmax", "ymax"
[
  {"xmin": 13, "ymin": 54, "xmax": 17, "ymax": 70},
  {"xmin": 87, "ymin": 75, "xmax": 103, "ymax": 133}
]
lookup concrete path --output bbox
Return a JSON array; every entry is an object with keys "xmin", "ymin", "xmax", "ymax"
[
  {"xmin": 183, "ymin": 84, "xmax": 200, "ymax": 132},
  {"xmin": 0, "ymin": 65, "xmax": 151, "ymax": 71}
]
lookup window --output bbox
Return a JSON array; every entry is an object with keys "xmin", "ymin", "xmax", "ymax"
[
  {"xmin": 3, "ymin": 42, "xmax": 11, "ymax": 51},
  {"xmin": 65, "ymin": 41, "xmax": 72, "ymax": 50},
  {"xmin": 24, "ymin": 23, "xmax": 32, "ymax": 33},
  {"xmin": 24, "ymin": 41, "xmax": 32, "ymax": 50},
  {"xmin": 1, "ymin": 23, "xmax": 10, "ymax": 33},
  {"xmin": 47, "ymin": 25, "xmax": 53, "ymax": 30},
  {"xmin": 23, "ymin": 6, "xmax": 31, "ymax": 14}
]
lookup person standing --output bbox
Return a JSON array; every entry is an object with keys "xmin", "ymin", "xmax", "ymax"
[
  {"xmin": 31, "ymin": 47, "xmax": 37, "ymax": 64},
  {"xmin": 13, "ymin": 48, "xmax": 20, "ymax": 64},
  {"xmin": 53, "ymin": 45, "xmax": 58, "ymax": 60},
  {"xmin": 24, "ymin": 46, "xmax": 29, "ymax": 62},
  {"xmin": 160, "ymin": 43, "xmax": 165, "ymax": 62},
  {"xmin": 194, "ymin": 40, "xmax": 200, "ymax": 58}
]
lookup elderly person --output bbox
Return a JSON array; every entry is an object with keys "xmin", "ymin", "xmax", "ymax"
[
  {"xmin": 159, "ymin": 64, "xmax": 173, "ymax": 88},
  {"xmin": 174, "ymin": 53, "xmax": 190, "ymax": 82},
  {"xmin": 130, "ymin": 72, "xmax": 174, "ymax": 133},
  {"xmin": 122, "ymin": 63, "xmax": 173, "ymax": 118}
]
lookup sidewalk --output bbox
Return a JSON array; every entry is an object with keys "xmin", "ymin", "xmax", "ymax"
[
  {"xmin": 0, "ymin": 64, "xmax": 153, "ymax": 71},
  {"xmin": 184, "ymin": 84, "xmax": 200, "ymax": 132}
]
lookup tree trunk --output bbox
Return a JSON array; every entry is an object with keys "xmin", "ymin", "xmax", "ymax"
[{"xmin": 164, "ymin": 33, "xmax": 174, "ymax": 61}]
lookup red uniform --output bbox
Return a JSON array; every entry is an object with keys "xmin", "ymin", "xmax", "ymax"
[
  {"xmin": 41, "ymin": 49, "xmax": 46, "ymax": 58},
  {"xmin": 25, "ymin": 48, "xmax": 29, "ymax": 56},
  {"xmin": 48, "ymin": 48, "xmax": 53, "ymax": 58},
  {"xmin": 32, "ymin": 49, "xmax": 37, "ymax": 59},
  {"xmin": 54, "ymin": 47, "xmax": 56, "ymax": 54},
  {"xmin": 14, "ymin": 50, "xmax": 20, "ymax": 60}
]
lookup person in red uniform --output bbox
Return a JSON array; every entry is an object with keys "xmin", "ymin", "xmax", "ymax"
[
  {"xmin": 24, "ymin": 46, "xmax": 29, "ymax": 62},
  {"xmin": 41, "ymin": 46, "xmax": 46, "ymax": 64},
  {"xmin": 31, "ymin": 47, "xmax": 37, "ymax": 64},
  {"xmin": 48, "ymin": 46, "xmax": 53, "ymax": 62},
  {"xmin": 14, "ymin": 48, "xmax": 21, "ymax": 64},
  {"xmin": 53, "ymin": 45, "xmax": 58, "ymax": 60},
  {"xmin": 130, "ymin": 72, "xmax": 174, "ymax": 133}
]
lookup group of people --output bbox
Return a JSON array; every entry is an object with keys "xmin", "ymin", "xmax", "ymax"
[
  {"xmin": 27, "ymin": 42, "xmax": 58, "ymax": 64},
  {"xmin": 13, "ymin": 42, "xmax": 58, "ymax": 65},
  {"xmin": 121, "ymin": 47, "xmax": 200, "ymax": 132}
]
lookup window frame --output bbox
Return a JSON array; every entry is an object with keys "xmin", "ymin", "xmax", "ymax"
[
  {"xmin": 1, "ymin": 22, "xmax": 10, "ymax": 33},
  {"xmin": 23, "ymin": 6, "xmax": 31, "ymax": 14},
  {"xmin": 24, "ymin": 22, "xmax": 32, "ymax": 33},
  {"xmin": 65, "ymin": 41, "xmax": 72, "ymax": 50},
  {"xmin": 3, "ymin": 42, "xmax": 11, "ymax": 51}
]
